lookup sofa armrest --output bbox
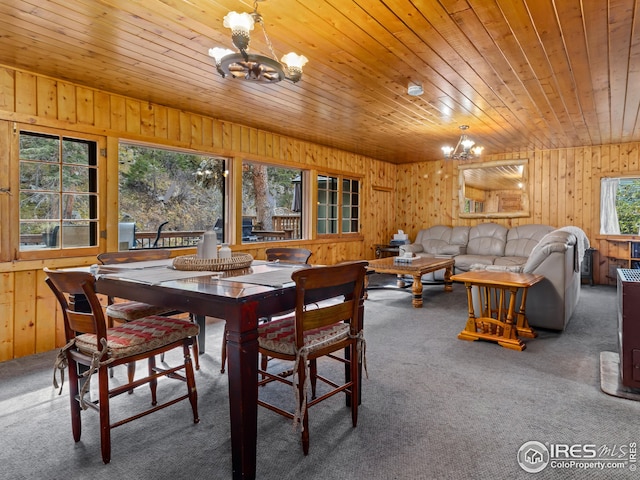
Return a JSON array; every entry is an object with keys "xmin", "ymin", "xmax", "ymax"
[
  {"xmin": 399, "ymin": 244, "xmax": 424, "ymax": 255},
  {"xmin": 523, "ymin": 231, "xmax": 575, "ymax": 273}
]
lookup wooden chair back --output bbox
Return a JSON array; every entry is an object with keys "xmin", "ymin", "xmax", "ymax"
[
  {"xmin": 44, "ymin": 268, "xmax": 107, "ymax": 342},
  {"xmin": 97, "ymin": 249, "xmax": 171, "ymax": 265},
  {"xmin": 265, "ymin": 247, "xmax": 312, "ymax": 264},
  {"xmin": 291, "ymin": 261, "xmax": 367, "ymax": 347}
]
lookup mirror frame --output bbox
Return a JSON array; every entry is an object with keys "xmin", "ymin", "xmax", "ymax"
[{"xmin": 458, "ymin": 159, "xmax": 530, "ymax": 219}]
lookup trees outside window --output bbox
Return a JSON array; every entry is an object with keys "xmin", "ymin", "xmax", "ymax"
[
  {"xmin": 19, "ymin": 131, "xmax": 98, "ymax": 251},
  {"xmin": 616, "ymin": 179, "xmax": 640, "ymax": 234},
  {"xmin": 601, "ymin": 177, "xmax": 640, "ymax": 235},
  {"xmin": 119, "ymin": 143, "xmax": 226, "ymax": 247},
  {"xmin": 118, "ymin": 147, "xmax": 304, "ymax": 247},
  {"xmin": 242, "ymin": 162, "xmax": 303, "ymax": 242}
]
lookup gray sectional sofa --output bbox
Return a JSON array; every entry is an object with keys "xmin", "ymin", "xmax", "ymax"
[{"xmin": 399, "ymin": 223, "xmax": 590, "ymax": 331}]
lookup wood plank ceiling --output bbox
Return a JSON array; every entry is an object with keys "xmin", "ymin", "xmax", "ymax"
[{"xmin": 0, "ymin": 0, "xmax": 638, "ymax": 164}]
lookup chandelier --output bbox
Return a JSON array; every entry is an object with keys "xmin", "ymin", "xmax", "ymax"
[
  {"xmin": 442, "ymin": 125, "xmax": 484, "ymax": 160},
  {"xmin": 208, "ymin": 1, "xmax": 308, "ymax": 83}
]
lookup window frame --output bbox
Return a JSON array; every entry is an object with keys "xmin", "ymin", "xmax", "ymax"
[
  {"xmin": 599, "ymin": 173, "xmax": 640, "ymax": 237},
  {"xmin": 240, "ymin": 159, "xmax": 307, "ymax": 244},
  {"xmin": 117, "ymin": 140, "xmax": 229, "ymax": 250},
  {"xmin": 12, "ymin": 124, "xmax": 105, "ymax": 261},
  {"xmin": 316, "ymin": 172, "xmax": 362, "ymax": 238}
]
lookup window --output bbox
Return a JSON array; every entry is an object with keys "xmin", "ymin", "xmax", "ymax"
[
  {"xmin": 317, "ymin": 174, "xmax": 360, "ymax": 235},
  {"xmin": 600, "ymin": 177, "xmax": 640, "ymax": 235},
  {"xmin": 463, "ymin": 199, "xmax": 484, "ymax": 213},
  {"xmin": 242, "ymin": 162, "xmax": 303, "ymax": 243},
  {"xmin": 19, "ymin": 131, "xmax": 98, "ymax": 252},
  {"xmin": 119, "ymin": 143, "xmax": 226, "ymax": 249}
]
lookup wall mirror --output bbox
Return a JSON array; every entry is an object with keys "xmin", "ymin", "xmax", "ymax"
[{"xmin": 458, "ymin": 159, "xmax": 530, "ymax": 218}]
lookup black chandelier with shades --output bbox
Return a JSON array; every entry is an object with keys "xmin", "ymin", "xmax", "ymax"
[
  {"xmin": 208, "ymin": 0, "xmax": 308, "ymax": 84},
  {"xmin": 442, "ymin": 125, "xmax": 484, "ymax": 160}
]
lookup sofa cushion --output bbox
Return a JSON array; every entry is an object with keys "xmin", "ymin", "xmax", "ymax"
[
  {"xmin": 454, "ymin": 254, "xmax": 498, "ymax": 271},
  {"xmin": 450, "ymin": 226, "xmax": 470, "ymax": 252},
  {"xmin": 439, "ymin": 244, "xmax": 466, "ymax": 255},
  {"xmin": 416, "ymin": 225, "xmax": 452, "ymax": 254},
  {"xmin": 409, "ymin": 225, "xmax": 470, "ymax": 256},
  {"xmin": 493, "ymin": 256, "xmax": 528, "ymax": 267},
  {"xmin": 466, "ymin": 223, "xmax": 508, "ymax": 256},
  {"xmin": 504, "ymin": 224, "xmax": 555, "ymax": 257}
]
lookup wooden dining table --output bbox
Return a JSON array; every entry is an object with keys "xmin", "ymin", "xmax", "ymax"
[{"xmin": 94, "ymin": 260, "xmax": 309, "ymax": 480}]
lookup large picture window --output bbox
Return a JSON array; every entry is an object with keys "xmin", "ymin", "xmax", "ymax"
[
  {"xmin": 118, "ymin": 143, "xmax": 226, "ymax": 249},
  {"xmin": 317, "ymin": 174, "xmax": 360, "ymax": 235},
  {"xmin": 19, "ymin": 131, "xmax": 98, "ymax": 251},
  {"xmin": 241, "ymin": 162, "xmax": 303, "ymax": 243}
]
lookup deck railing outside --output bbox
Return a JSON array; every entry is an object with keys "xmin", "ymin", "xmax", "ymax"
[
  {"xmin": 19, "ymin": 215, "xmax": 302, "ymax": 249},
  {"xmin": 135, "ymin": 214, "xmax": 301, "ymax": 247}
]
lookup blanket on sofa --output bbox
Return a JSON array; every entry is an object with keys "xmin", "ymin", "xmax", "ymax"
[{"xmin": 557, "ymin": 226, "xmax": 590, "ymax": 271}]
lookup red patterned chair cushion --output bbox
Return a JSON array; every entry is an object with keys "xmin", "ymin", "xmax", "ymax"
[
  {"xmin": 106, "ymin": 301, "xmax": 172, "ymax": 321},
  {"xmin": 75, "ymin": 316, "xmax": 199, "ymax": 359},
  {"xmin": 258, "ymin": 315, "xmax": 350, "ymax": 356}
]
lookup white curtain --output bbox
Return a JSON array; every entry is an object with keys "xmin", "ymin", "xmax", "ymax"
[{"xmin": 600, "ymin": 178, "xmax": 621, "ymax": 234}]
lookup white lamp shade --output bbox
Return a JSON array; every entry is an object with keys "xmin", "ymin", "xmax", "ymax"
[
  {"xmin": 208, "ymin": 47, "xmax": 234, "ymax": 63},
  {"xmin": 471, "ymin": 146, "xmax": 484, "ymax": 156},
  {"xmin": 442, "ymin": 146, "xmax": 454, "ymax": 155},
  {"xmin": 461, "ymin": 138, "xmax": 475, "ymax": 150},
  {"xmin": 223, "ymin": 12, "xmax": 254, "ymax": 32},
  {"xmin": 281, "ymin": 52, "xmax": 309, "ymax": 69}
]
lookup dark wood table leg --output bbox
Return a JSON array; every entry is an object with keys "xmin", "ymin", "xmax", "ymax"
[
  {"xmin": 225, "ymin": 302, "xmax": 259, "ymax": 480},
  {"xmin": 363, "ymin": 272, "xmax": 369, "ymax": 300},
  {"xmin": 194, "ymin": 314, "xmax": 206, "ymax": 354},
  {"xmin": 345, "ymin": 295, "xmax": 365, "ymax": 406}
]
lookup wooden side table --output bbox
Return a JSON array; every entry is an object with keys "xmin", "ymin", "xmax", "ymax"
[{"xmin": 451, "ymin": 270, "xmax": 544, "ymax": 351}]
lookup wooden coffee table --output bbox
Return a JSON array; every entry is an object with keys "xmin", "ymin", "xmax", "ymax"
[
  {"xmin": 451, "ymin": 270, "xmax": 543, "ymax": 351},
  {"xmin": 366, "ymin": 256, "xmax": 454, "ymax": 308}
]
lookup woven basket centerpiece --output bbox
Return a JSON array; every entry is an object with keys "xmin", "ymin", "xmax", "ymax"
[{"xmin": 173, "ymin": 252, "xmax": 253, "ymax": 271}]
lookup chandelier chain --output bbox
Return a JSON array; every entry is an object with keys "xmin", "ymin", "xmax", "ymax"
[{"xmin": 254, "ymin": 10, "xmax": 280, "ymax": 64}]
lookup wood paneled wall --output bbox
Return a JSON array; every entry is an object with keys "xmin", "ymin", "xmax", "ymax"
[
  {"xmin": 395, "ymin": 145, "xmax": 640, "ymax": 286},
  {"xmin": 0, "ymin": 65, "xmax": 396, "ymax": 361},
  {"xmin": 0, "ymin": 62, "xmax": 638, "ymax": 362}
]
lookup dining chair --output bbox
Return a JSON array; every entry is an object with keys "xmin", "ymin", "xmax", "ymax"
[
  {"xmin": 256, "ymin": 260, "xmax": 367, "ymax": 455},
  {"xmin": 97, "ymin": 249, "xmax": 200, "ymax": 372},
  {"xmin": 97, "ymin": 249, "xmax": 174, "ymax": 326},
  {"xmin": 44, "ymin": 268, "xmax": 199, "ymax": 464},
  {"xmin": 219, "ymin": 247, "xmax": 312, "ymax": 374}
]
